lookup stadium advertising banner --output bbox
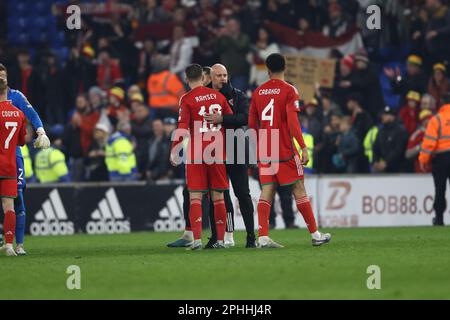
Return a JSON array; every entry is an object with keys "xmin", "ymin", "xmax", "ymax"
[
  {"xmin": 318, "ymin": 175, "xmax": 450, "ymax": 227},
  {"xmin": 25, "ymin": 184, "xmax": 187, "ymax": 236},
  {"xmin": 22, "ymin": 175, "xmax": 447, "ymax": 236}
]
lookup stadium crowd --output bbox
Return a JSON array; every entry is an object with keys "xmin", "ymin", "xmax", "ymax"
[{"xmin": 0, "ymin": 0, "xmax": 449, "ymax": 183}]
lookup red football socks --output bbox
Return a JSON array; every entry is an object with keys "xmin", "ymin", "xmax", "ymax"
[
  {"xmin": 189, "ymin": 199, "xmax": 202, "ymax": 240},
  {"xmin": 257, "ymin": 199, "xmax": 272, "ymax": 237},
  {"xmin": 213, "ymin": 199, "xmax": 227, "ymax": 241},
  {"xmin": 296, "ymin": 196, "xmax": 318, "ymax": 233},
  {"xmin": 3, "ymin": 210, "xmax": 16, "ymax": 244}
]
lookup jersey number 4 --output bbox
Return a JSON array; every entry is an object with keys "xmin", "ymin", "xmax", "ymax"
[
  {"xmin": 4, "ymin": 121, "xmax": 18, "ymax": 149},
  {"xmin": 262, "ymin": 99, "xmax": 274, "ymax": 126}
]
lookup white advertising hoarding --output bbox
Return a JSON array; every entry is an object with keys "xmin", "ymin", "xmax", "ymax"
[
  {"xmin": 317, "ymin": 175, "xmax": 449, "ymax": 227},
  {"xmin": 232, "ymin": 175, "xmax": 448, "ymax": 229}
]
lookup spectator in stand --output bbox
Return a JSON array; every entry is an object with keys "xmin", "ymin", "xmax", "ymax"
[
  {"xmin": 106, "ymin": 86, "xmax": 130, "ymax": 126},
  {"xmin": 35, "ymin": 126, "xmax": 70, "ymax": 184},
  {"xmin": 317, "ymin": 113, "xmax": 342, "ymax": 173},
  {"xmin": 137, "ymin": 38, "xmax": 157, "ymax": 87},
  {"xmin": 410, "ymin": 6, "xmax": 429, "ymax": 58},
  {"xmin": 40, "ymin": 53, "xmax": 65, "ymax": 125},
  {"xmin": 86, "ymin": 123, "xmax": 110, "ymax": 182},
  {"xmin": 399, "ymin": 90, "xmax": 421, "ymax": 135},
  {"xmin": 346, "ymin": 93, "xmax": 373, "ymax": 149},
  {"xmin": 215, "ymin": 17, "xmax": 250, "ymax": 90},
  {"xmin": 349, "ymin": 51, "xmax": 385, "ymax": 121},
  {"xmin": 420, "ymin": 93, "xmax": 437, "ymax": 112},
  {"xmin": 265, "ymin": 0, "xmax": 297, "ymax": 28},
  {"xmin": 315, "ymin": 88, "xmax": 340, "ymax": 129},
  {"xmin": 322, "ymin": 2, "xmax": 350, "ymax": 38},
  {"xmin": 405, "ymin": 109, "xmax": 433, "ymax": 173},
  {"xmin": 424, "ymin": 0, "xmax": 450, "ymax": 66},
  {"xmin": 96, "ymin": 49, "xmax": 123, "ymax": 91},
  {"xmin": 136, "ymin": 0, "xmax": 171, "ymax": 24},
  {"xmin": 146, "ymin": 119, "xmax": 169, "ymax": 182},
  {"xmin": 65, "ymin": 46, "xmax": 97, "ymax": 110},
  {"xmin": 129, "ymin": 92, "xmax": 145, "ymax": 114},
  {"xmin": 162, "ymin": 117, "xmax": 182, "ymax": 179},
  {"xmin": 428, "ymin": 63, "xmax": 449, "ymax": 107},
  {"xmin": 333, "ymin": 116, "xmax": 360, "ymax": 173},
  {"xmin": 88, "ymin": 86, "xmax": 107, "ymax": 111},
  {"xmin": 8, "ymin": 49, "xmax": 41, "ymax": 112},
  {"xmin": 248, "ymin": 27, "xmax": 280, "ymax": 89},
  {"xmin": 303, "ymin": 98, "xmax": 322, "ymax": 148},
  {"xmin": 131, "ymin": 103, "xmax": 153, "ymax": 180},
  {"xmin": 334, "ymin": 54, "xmax": 355, "ymax": 113},
  {"xmin": 147, "ymin": 55, "xmax": 185, "ymax": 120},
  {"xmin": 169, "ymin": 25, "xmax": 195, "ymax": 79},
  {"xmin": 373, "ymin": 106, "xmax": 409, "ymax": 173},
  {"xmin": 66, "ymin": 94, "xmax": 100, "ymax": 181},
  {"xmin": 384, "ymin": 55, "xmax": 428, "ymax": 105},
  {"xmin": 105, "ymin": 120, "xmax": 137, "ymax": 182}
]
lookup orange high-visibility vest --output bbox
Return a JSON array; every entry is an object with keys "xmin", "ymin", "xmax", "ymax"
[
  {"xmin": 419, "ymin": 104, "xmax": 450, "ymax": 164},
  {"xmin": 147, "ymin": 70, "xmax": 185, "ymax": 109}
]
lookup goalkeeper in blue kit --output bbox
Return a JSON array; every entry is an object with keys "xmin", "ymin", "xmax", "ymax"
[{"xmin": 0, "ymin": 63, "xmax": 50, "ymax": 255}]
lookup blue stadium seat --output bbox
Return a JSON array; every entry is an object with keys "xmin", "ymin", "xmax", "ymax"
[{"xmin": 51, "ymin": 31, "xmax": 67, "ymax": 47}]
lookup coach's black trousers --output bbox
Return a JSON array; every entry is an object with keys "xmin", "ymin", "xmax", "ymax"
[
  {"xmin": 208, "ymin": 163, "xmax": 255, "ymax": 238},
  {"xmin": 431, "ymin": 152, "xmax": 450, "ymax": 223}
]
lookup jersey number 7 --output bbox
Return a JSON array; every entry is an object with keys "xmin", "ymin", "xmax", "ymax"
[{"xmin": 4, "ymin": 122, "xmax": 18, "ymax": 149}]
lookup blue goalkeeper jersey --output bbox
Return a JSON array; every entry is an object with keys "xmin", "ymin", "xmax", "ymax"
[{"xmin": 7, "ymin": 88, "xmax": 43, "ymax": 158}]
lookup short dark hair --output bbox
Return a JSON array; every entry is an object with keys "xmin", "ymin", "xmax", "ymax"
[
  {"xmin": 202, "ymin": 66, "xmax": 211, "ymax": 75},
  {"xmin": 347, "ymin": 92, "xmax": 363, "ymax": 105},
  {"xmin": 266, "ymin": 53, "xmax": 286, "ymax": 73},
  {"xmin": 185, "ymin": 64, "xmax": 203, "ymax": 81},
  {"xmin": 0, "ymin": 63, "xmax": 6, "ymax": 73}
]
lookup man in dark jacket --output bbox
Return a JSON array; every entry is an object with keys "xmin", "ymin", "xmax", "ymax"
[
  {"xmin": 373, "ymin": 106, "xmax": 409, "ymax": 173},
  {"xmin": 203, "ymin": 63, "xmax": 255, "ymax": 248},
  {"xmin": 130, "ymin": 103, "xmax": 153, "ymax": 180},
  {"xmin": 384, "ymin": 55, "xmax": 428, "ymax": 105},
  {"xmin": 350, "ymin": 52, "xmax": 385, "ymax": 122},
  {"xmin": 425, "ymin": 0, "xmax": 450, "ymax": 65}
]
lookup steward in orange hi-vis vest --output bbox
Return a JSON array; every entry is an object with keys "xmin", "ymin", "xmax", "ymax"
[{"xmin": 419, "ymin": 93, "xmax": 450, "ymax": 226}]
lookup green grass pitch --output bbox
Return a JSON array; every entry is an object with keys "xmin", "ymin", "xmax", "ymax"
[{"xmin": 0, "ymin": 227, "xmax": 449, "ymax": 299}]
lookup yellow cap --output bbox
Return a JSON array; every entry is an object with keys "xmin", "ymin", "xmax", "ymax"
[
  {"xmin": 307, "ymin": 98, "xmax": 318, "ymax": 106},
  {"xmin": 130, "ymin": 93, "xmax": 144, "ymax": 103},
  {"xmin": 109, "ymin": 87, "xmax": 125, "ymax": 101},
  {"xmin": 406, "ymin": 90, "xmax": 421, "ymax": 102},
  {"xmin": 433, "ymin": 63, "xmax": 446, "ymax": 73},
  {"xmin": 407, "ymin": 55, "xmax": 422, "ymax": 66},
  {"xmin": 82, "ymin": 45, "xmax": 95, "ymax": 58},
  {"xmin": 419, "ymin": 109, "xmax": 432, "ymax": 121}
]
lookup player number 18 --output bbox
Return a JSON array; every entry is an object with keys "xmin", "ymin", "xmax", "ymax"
[
  {"xmin": 199, "ymin": 104, "xmax": 222, "ymax": 133},
  {"xmin": 4, "ymin": 121, "xmax": 18, "ymax": 150}
]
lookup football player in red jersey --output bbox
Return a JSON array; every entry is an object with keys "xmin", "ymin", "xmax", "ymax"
[
  {"xmin": 170, "ymin": 64, "xmax": 233, "ymax": 250},
  {"xmin": 249, "ymin": 53, "xmax": 331, "ymax": 247},
  {"xmin": 0, "ymin": 75, "xmax": 26, "ymax": 256}
]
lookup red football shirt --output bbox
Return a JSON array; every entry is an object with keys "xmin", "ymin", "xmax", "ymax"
[
  {"xmin": 249, "ymin": 78, "xmax": 304, "ymax": 161},
  {"xmin": 175, "ymin": 86, "xmax": 233, "ymax": 163},
  {"xmin": 0, "ymin": 101, "xmax": 26, "ymax": 178}
]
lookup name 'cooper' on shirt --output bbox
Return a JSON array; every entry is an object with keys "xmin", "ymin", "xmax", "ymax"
[
  {"xmin": 259, "ymin": 89, "xmax": 281, "ymax": 95},
  {"xmin": 2, "ymin": 110, "xmax": 20, "ymax": 117},
  {"xmin": 195, "ymin": 94, "xmax": 217, "ymax": 102}
]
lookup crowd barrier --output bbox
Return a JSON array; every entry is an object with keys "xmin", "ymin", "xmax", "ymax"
[{"xmin": 20, "ymin": 175, "xmax": 448, "ymax": 236}]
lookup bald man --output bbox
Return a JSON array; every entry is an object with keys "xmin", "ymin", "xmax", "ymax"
[{"xmin": 201, "ymin": 63, "xmax": 256, "ymax": 248}]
